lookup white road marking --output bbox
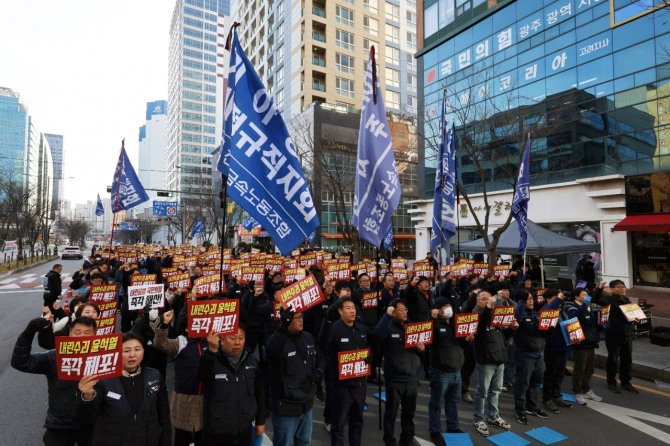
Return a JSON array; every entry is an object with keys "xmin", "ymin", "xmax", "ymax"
[
  {"xmin": 587, "ymin": 400, "xmax": 670, "ymax": 443},
  {"xmin": 0, "ymin": 284, "xmax": 21, "ymax": 289},
  {"xmin": 0, "ymin": 278, "xmax": 17, "ymax": 284}
]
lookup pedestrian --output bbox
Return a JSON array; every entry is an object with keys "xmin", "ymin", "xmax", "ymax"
[
  {"xmin": 325, "ymin": 297, "xmax": 369, "ymax": 446},
  {"xmin": 43, "ymin": 263, "xmax": 63, "ymax": 311},
  {"xmin": 541, "ymin": 289, "xmax": 573, "ymax": 413},
  {"xmin": 471, "ymin": 290, "xmax": 516, "ymax": 437},
  {"xmin": 197, "ymin": 324, "xmax": 267, "ymax": 445},
  {"xmin": 512, "ymin": 289, "xmax": 560, "ymax": 425},
  {"xmin": 428, "ymin": 296, "xmax": 471, "ymax": 446},
  {"xmin": 575, "ymin": 255, "xmax": 596, "ymax": 286},
  {"xmin": 604, "ymin": 280, "xmax": 639, "ymax": 394},
  {"xmin": 566, "ymin": 287, "xmax": 602, "ymax": 405},
  {"xmin": 267, "ymin": 307, "xmax": 325, "ymax": 446},
  {"xmin": 75, "ymin": 331, "xmax": 172, "ymax": 446},
  {"xmin": 11, "ymin": 316, "xmax": 98, "ymax": 446},
  {"xmin": 375, "ymin": 299, "xmax": 424, "ymax": 446}
]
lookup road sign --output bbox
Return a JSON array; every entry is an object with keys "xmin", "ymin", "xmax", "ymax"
[{"xmin": 153, "ymin": 201, "xmax": 178, "ymax": 217}]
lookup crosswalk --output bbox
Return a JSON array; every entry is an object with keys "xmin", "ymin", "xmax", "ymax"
[{"xmin": 0, "ymin": 273, "xmax": 72, "ymax": 290}]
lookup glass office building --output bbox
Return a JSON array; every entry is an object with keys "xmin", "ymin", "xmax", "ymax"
[{"xmin": 415, "ymin": 0, "xmax": 670, "ymax": 288}]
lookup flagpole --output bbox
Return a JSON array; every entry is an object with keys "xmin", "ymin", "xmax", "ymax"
[
  {"xmin": 109, "ymin": 139, "xmax": 126, "ymax": 246},
  {"xmin": 218, "ymin": 174, "xmax": 228, "ymax": 295}
]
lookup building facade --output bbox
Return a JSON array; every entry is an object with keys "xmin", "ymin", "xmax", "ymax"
[
  {"xmin": 0, "ymin": 87, "xmax": 29, "ymax": 183},
  {"xmin": 44, "ymin": 133, "xmax": 64, "ymax": 217},
  {"xmin": 138, "ymin": 100, "xmax": 168, "ymax": 214},
  {"xmin": 165, "ymin": 0, "xmax": 231, "ymax": 203},
  {"xmin": 415, "ymin": 0, "xmax": 670, "ymax": 288}
]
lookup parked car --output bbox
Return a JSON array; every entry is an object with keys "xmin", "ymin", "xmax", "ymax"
[{"xmin": 61, "ymin": 246, "xmax": 83, "ymax": 260}]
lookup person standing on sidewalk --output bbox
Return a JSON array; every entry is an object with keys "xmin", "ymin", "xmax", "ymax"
[
  {"xmin": 604, "ymin": 280, "xmax": 639, "ymax": 394},
  {"xmin": 541, "ymin": 289, "xmax": 573, "ymax": 413},
  {"xmin": 43, "ymin": 263, "xmax": 63, "ymax": 311},
  {"xmin": 566, "ymin": 287, "xmax": 602, "ymax": 405}
]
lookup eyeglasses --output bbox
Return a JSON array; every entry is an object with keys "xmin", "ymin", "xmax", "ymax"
[
  {"xmin": 394, "ymin": 308, "xmax": 408, "ymax": 312},
  {"xmin": 614, "ymin": 285, "xmax": 626, "ymax": 289},
  {"xmin": 292, "ymin": 315, "xmax": 304, "ymax": 320}
]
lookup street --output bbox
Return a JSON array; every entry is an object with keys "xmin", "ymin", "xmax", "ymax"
[{"xmin": 2, "ymin": 260, "xmax": 670, "ymax": 445}]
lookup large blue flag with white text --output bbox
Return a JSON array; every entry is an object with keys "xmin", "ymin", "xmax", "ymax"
[
  {"xmin": 216, "ymin": 26, "xmax": 319, "ymax": 255},
  {"xmin": 352, "ymin": 47, "xmax": 401, "ymax": 248},
  {"xmin": 512, "ymin": 134, "xmax": 531, "ymax": 253},
  {"xmin": 111, "ymin": 141, "xmax": 149, "ymax": 213},
  {"xmin": 430, "ymin": 90, "xmax": 456, "ymax": 255},
  {"xmin": 95, "ymin": 193, "xmax": 105, "ymax": 216}
]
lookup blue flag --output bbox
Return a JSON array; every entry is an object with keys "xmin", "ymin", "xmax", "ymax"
[
  {"xmin": 111, "ymin": 141, "xmax": 149, "ymax": 213},
  {"xmin": 95, "ymin": 193, "xmax": 104, "ymax": 217},
  {"xmin": 383, "ymin": 225, "xmax": 393, "ymax": 250},
  {"xmin": 430, "ymin": 90, "xmax": 456, "ymax": 254},
  {"xmin": 242, "ymin": 216, "xmax": 259, "ymax": 231},
  {"xmin": 190, "ymin": 218, "xmax": 205, "ymax": 238},
  {"xmin": 352, "ymin": 47, "xmax": 401, "ymax": 248},
  {"xmin": 216, "ymin": 26, "xmax": 319, "ymax": 255},
  {"xmin": 512, "ymin": 134, "xmax": 531, "ymax": 253}
]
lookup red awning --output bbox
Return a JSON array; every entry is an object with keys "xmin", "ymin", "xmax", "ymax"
[{"xmin": 613, "ymin": 214, "xmax": 670, "ymax": 232}]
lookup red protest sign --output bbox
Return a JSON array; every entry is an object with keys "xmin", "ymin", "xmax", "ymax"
[
  {"xmin": 160, "ymin": 267, "xmax": 178, "ymax": 279},
  {"xmin": 265, "ymin": 258, "xmax": 283, "ymax": 273},
  {"xmin": 325, "ymin": 262, "xmax": 352, "ymax": 281},
  {"xmin": 130, "ymin": 273, "xmax": 158, "ymax": 286},
  {"xmin": 201, "ymin": 266, "xmax": 219, "ymax": 276},
  {"xmin": 193, "ymin": 274, "xmax": 224, "ymax": 299},
  {"xmin": 619, "ymin": 303, "xmax": 647, "ymax": 322},
  {"xmin": 360, "ymin": 291, "xmax": 378, "ymax": 309},
  {"xmin": 272, "ymin": 301, "xmax": 282, "ymax": 321},
  {"xmin": 391, "ymin": 259, "xmax": 406, "ymax": 269},
  {"xmin": 539, "ymin": 309, "xmax": 560, "ymax": 331},
  {"xmin": 283, "ymin": 267, "xmax": 307, "ymax": 285},
  {"xmin": 276, "ymin": 274, "xmax": 324, "ymax": 312},
  {"xmin": 404, "ymin": 321, "xmax": 434, "ymax": 348},
  {"xmin": 55, "ymin": 334, "xmax": 123, "ymax": 381},
  {"xmin": 166, "ymin": 272, "xmax": 191, "ymax": 291},
  {"xmin": 93, "ymin": 301, "xmax": 118, "ymax": 336},
  {"xmin": 490, "ymin": 306, "xmax": 516, "ymax": 327},
  {"xmin": 338, "ymin": 348, "xmax": 371, "ymax": 380},
  {"xmin": 455, "ymin": 313, "xmax": 479, "ymax": 337},
  {"xmin": 184, "ymin": 256, "xmax": 198, "ymax": 267},
  {"xmin": 493, "ymin": 265, "xmax": 510, "ymax": 278},
  {"xmin": 600, "ymin": 305, "xmax": 610, "ymax": 326},
  {"xmin": 187, "ymin": 299, "xmax": 240, "ymax": 338},
  {"xmin": 413, "ymin": 263, "xmax": 435, "ymax": 279},
  {"xmin": 237, "ymin": 266, "xmax": 265, "ymax": 285},
  {"xmin": 561, "ymin": 318, "xmax": 585, "ymax": 345},
  {"xmin": 90, "ymin": 284, "xmax": 118, "ymax": 302},
  {"xmin": 392, "ymin": 268, "xmax": 409, "ymax": 285},
  {"xmin": 297, "ymin": 252, "xmax": 318, "ymax": 268}
]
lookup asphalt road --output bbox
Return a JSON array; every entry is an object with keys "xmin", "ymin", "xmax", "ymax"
[{"xmin": 2, "ymin": 260, "xmax": 670, "ymax": 445}]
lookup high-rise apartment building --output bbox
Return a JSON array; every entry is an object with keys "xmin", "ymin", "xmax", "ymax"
[
  {"xmin": 231, "ymin": 0, "xmax": 418, "ymax": 119},
  {"xmin": 0, "ymin": 87, "xmax": 29, "ymax": 183},
  {"xmin": 165, "ymin": 0, "xmax": 231, "ymax": 204},
  {"xmin": 138, "ymin": 100, "xmax": 168, "ymax": 217},
  {"xmin": 44, "ymin": 133, "xmax": 64, "ymax": 216}
]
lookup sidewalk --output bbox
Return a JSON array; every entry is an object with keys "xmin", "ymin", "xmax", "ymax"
[
  {"xmin": 0, "ymin": 255, "xmax": 59, "ymax": 277},
  {"xmin": 593, "ymin": 333, "xmax": 670, "ymax": 384}
]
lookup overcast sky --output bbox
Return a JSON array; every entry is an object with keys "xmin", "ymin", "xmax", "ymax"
[{"xmin": 1, "ymin": 1, "xmax": 176, "ymax": 206}]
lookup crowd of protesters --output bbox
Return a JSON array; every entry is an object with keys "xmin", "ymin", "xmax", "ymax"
[{"xmin": 11, "ymin": 244, "xmax": 641, "ymax": 446}]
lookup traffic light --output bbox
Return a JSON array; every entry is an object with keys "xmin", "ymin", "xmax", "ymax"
[
  {"xmin": 157, "ymin": 191, "xmax": 174, "ymax": 197},
  {"xmin": 106, "ymin": 186, "xmax": 112, "ymax": 193}
]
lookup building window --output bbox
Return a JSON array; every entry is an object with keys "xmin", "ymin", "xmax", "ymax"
[
  {"xmin": 385, "ymin": 46, "xmax": 400, "ymax": 65},
  {"xmin": 276, "ymin": 89, "xmax": 284, "ymax": 108},
  {"xmin": 276, "ymin": 66, "xmax": 285, "ymax": 85},
  {"xmin": 407, "ymin": 95, "xmax": 417, "ymax": 114},
  {"xmin": 363, "ymin": 0, "xmax": 378, "ymax": 13},
  {"xmin": 336, "ymin": 29, "xmax": 354, "ymax": 51},
  {"xmin": 363, "ymin": 38, "xmax": 379, "ymax": 55},
  {"xmin": 407, "ymin": 32, "xmax": 416, "ymax": 51},
  {"xmin": 386, "ymin": 90, "xmax": 400, "ymax": 109},
  {"xmin": 336, "ymin": 53, "xmax": 355, "ymax": 74},
  {"xmin": 336, "ymin": 77, "xmax": 355, "ymax": 98},
  {"xmin": 336, "ymin": 5, "xmax": 354, "ymax": 28},
  {"xmin": 406, "ymin": 73, "xmax": 417, "ymax": 92},
  {"xmin": 406, "ymin": 52, "xmax": 416, "ymax": 71},
  {"xmin": 385, "ymin": 2, "xmax": 399, "ymax": 22},
  {"xmin": 386, "ymin": 24, "xmax": 399, "ymax": 44},
  {"xmin": 406, "ymin": 11, "xmax": 416, "ymax": 28},
  {"xmin": 364, "ymin": 16, "xmax": 378, "ymax": 37},
  {"xmin": 386, "ymin": 67, "xmax": 400, "ymax": 87},
  {"xmin": 277, "ymin": 45, "xmax": 284, "ymax": 63}
]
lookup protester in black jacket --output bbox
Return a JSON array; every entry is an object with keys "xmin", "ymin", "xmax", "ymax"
[
  {"xmin": 428, "ymin": 296, "xmax": 471, "ymax": 445},
  {"xmin": 11, "ymin": 316, "xmax": 97, "ymax": 446},
  {"xmin": 267, "ymin": 306, "xmax": 325, "ymax": 445},
  {"xmin": 197, "ymin": 324, "xmax": 267, "ymax": 445},
  {"xmin": 375, "ymin": 299, "xmax": 424, "ymax": 446},
  {"xmin": 43, "ymin": 264, "xmax": 63, "ymax": 310},
  {"xmin": 240, "ymin": 281, "xmax": 274, "ymax": 354},
  {"xmin": 76, "ymin": 331, "xmax": 171, "ymax": 446},
  {"xmin": 566, "ymin": 287, "xmax": 602, "ymax": 405},
  {"xmin": 541, "ymin": 289, "xmax": 573, "ymax": 413},
  {"xmin": 326, "ymin": 297, "xmax": 369, "ymax": 446}
]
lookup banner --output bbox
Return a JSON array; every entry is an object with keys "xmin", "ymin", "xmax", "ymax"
[
  {"xmin": 404, "ymin": 321, "xmax": 433, "ymax": 347},
  {"xmin": 276, "ymin": 274, "xmax": 324, "ymax": 312},
  {"xmin": 490, "ymin": 306, "xmax": 516, "ymax": 327},
  {"xmin": 130, "ymin": 273, "xmax": 157, "ymax": 286},
  {"xmin": 431, "ymin": 89, "xmax": 456, "ymax": 254},
  {"xmin": 187, "ymin": 299, "xmax": 240, "ymax": 337},
  {"xmin": 455, "ymin": 313, "xmax": 479, "ymax": 337},
  {"xmin": 360, "ymin": 291, "xmax": 378, "ymax": 310},
  {"xmin": 192, "ymin": 274, "xmax": 223, "ymax": 299},
  {"xmin": 89, "ymin": 284, "xmax": 118, "ymax": 302},
  {"xmin": 93, "ymin": 301, "xmax": 118, "ymax": 336},
  {"xmin": 538, "ymin": 309, "xmax": 560, "ymax": 330},
  {"xmin": 217, "ymin": 27, "xmax": 319, "ymax": 254},
  {"xmin": 95, "ymin": 193, "xmax": 105, "ymax": 216},
  {"xmin": 338, "ymin": 348, "xmax": 371, "ymax": 380},
  {"xmin": 127, "ymin": 284, "xmax": 165, "ymax": 310},
  {"xmin": 111, "ymin": 141, "xmax": 149, "ymax": 213},
  {"xmin": 352, "ymin": 46, "xmax": 401, "ymax": 247},
  {"xmin": 561, "ymin": 317, "xmax": 586, "ymax": 345},
  {"xmin": 55, "ymin": 334, "xmax": 122, "ymax": 381}
]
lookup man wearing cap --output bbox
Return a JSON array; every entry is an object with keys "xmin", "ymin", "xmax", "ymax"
[
  {"xmin": 427, "ymin": 296, "xmax": 471, "ymax": 446},
  {"xmin": 575, "ymin": 255, "xmax": 595, "ymax": 286}
]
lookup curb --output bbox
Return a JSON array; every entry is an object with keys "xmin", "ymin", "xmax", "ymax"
[
  {"xmin": 1, "ymin": 256, "xmax": 60, "ymax": 276},
  {"xmin": 594, "ymin": 352, "xmax": 670, "ymax": 383}
]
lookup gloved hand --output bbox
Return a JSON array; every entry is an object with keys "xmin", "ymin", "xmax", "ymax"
[
  {"xmin": 308, "ymin": 370, "xmax": 323, "ymax": 385},
  {"xmin": 279, "ymin": 306, "xmax": 295, "ymax": 330},
  {"xmin": 25, "ymin": 317, "xmax": 49, "ymax": 334},
  {"xmin": 142, "ymin": 304, "xmax": 152, "ymax": 317}
]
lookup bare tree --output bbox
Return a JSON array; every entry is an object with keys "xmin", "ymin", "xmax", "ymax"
[{"xmin": 59, "ymin": 218, "xmax": 92, "ymax": 246}]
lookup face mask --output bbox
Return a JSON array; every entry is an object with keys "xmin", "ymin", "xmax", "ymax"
[
  {"xmin": 583, "ymin": 295, "xmax": 592, "ymax": 305},
  {"xmin": 442, "ymin": 307, "xmax": 453, "ymax": 319}
]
